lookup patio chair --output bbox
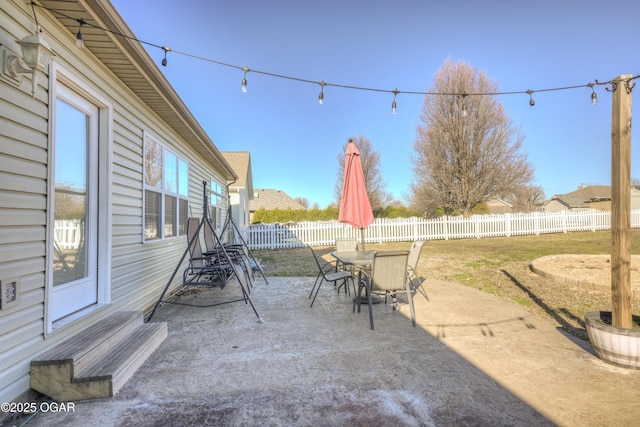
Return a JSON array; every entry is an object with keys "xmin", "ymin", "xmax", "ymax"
[
  {"xmin": 307, "ymin": 245, "xmax": 355, "ymax": 307},
  {"xmin": 335, "ymin": 238, "xmax": 358, "ymax": 252},
  {"xmin": 183, "ymin": 217, "xmax": 233, "ymax": 287},
  {"xmin": 354, "ymin": 250, "xmax": 415, "ymax": 330},
  {"xmin": 335, "ymin": 238, "xmax": 359, "ymax": 273},
  {"xmin": 407, "ymin": 240, "xmax": 427, "ymax": 294}
]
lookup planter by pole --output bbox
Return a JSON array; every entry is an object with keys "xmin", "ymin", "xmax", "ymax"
[{"xmin": 584, "ymin": 311, "xmax": 640, "ymax": 369}]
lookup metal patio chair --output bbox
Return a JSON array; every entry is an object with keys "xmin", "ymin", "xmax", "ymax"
[
  {"xmin": 407, "ymin": 240, "xmax": 427, "ymax": 295},
  {"xmin": 354, "ymin": 250, "xmax": 416, "ymax": 330},
  {"xmin": 307, "ymin": 245, "xmax": 355, "ymax": 307}
]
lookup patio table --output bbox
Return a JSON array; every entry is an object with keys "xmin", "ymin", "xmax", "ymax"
[
  {"xmin": 331, "ymin": 250, "xmax": 374, "ymax": 268},
  {"xmin": 331, "ymin": 251, "xmax": 381, "ymax": 304}
]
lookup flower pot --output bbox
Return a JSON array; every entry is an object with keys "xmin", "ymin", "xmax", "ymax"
[{"xmin": 584, "ymin": 311, "xmax": 640, "ymax": 369}]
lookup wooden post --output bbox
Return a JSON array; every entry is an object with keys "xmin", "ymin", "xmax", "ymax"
[{"xmin": 611, "ymin": 74, "xmax": 633, "ymax": 329}]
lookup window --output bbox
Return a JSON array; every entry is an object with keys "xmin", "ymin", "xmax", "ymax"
[
  {"xmin": 210, "ymin": 179, "xmax": 225, "ymax": 230},
  {"xmin": 144, "ymin": 133, "xmax": 188, "ymax": 241}
]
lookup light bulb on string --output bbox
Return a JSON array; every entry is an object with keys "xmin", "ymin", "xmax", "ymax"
[
  {"xmin": 76, "ymin": 18, "xmax": 85, "ymax": 48},
  {"xmin": 318, "ymin": 81, "xmax": 325, "ymax": 105},
  {"xmin": 588, "ymin": 83, "xmax": 598, "ymax": 105},
  {"xmin": 241, "ymin": 66, "xmax": 250, "ymax": 93},
  {"xmin": 526, "ymin": 90, "xmax": 535, "ymax": 106},
  {"xmin": 162, "ymin": 46, "xmax": 170, "ymax": 67},
  {"xmin": 459, "ymin": 94, "xmax": 468, "ymax": 117},
  {"xmin": 391, "ymin": 89, "xmax": 399, "ymax": 115}
]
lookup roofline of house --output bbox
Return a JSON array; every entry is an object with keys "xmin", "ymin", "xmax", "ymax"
[{"xmin": 85, "ymin": 0, "xmax": 237, "ymax": 182}]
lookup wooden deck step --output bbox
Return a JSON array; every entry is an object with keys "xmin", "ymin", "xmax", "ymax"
[
  {"xmin": 32, "ymin": 311, "xmax": 142, "ymax": 375},
  {"xmin": 31, "ymin": 312, "xmax": 167, "ymax": 402}
]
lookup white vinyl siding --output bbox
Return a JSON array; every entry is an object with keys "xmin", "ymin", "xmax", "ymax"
[{"xmin": 0, "ymin": 2, "xmax": 230, "ymax": 404}]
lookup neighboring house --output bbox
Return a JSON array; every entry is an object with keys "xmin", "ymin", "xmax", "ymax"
[
  {"xmin": 542, "ymin": 185, "xmax": 612, "ymax": 212},
  {"xmin": 222, "ymin": 152, "xmax": 253, "ymax": 230},
  {"xmin": 0, "ymin": 0, "xmax": 237, "ymax": 405},
  {"xmin": 543, "ymin": 185, "xmax": 640, "ymax": 212},
  {"xmin": 485, "ymin": 197, "xmax": 512, "ymax": 214},
  {"xmin": 249, "ymin": 189, "xmax": 306, "ymax": 222}
]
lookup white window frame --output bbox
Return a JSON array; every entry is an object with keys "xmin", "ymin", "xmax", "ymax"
[{"xmin": 143, "ymin": 132, "xmax": 189, "ymax": 242}]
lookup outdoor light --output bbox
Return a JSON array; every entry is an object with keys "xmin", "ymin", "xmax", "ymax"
[
  {"xmin": 6, "ymin": 31, "xmax": 54, "ymax": 98},
  {"xmin": 241, "ymin": 66, "xmax": 249, "ymax": 93},
  {"xmin": 391, "ymin": 89, "xmax": 399, "ymax": 115},
  {"xmin": 527, "ymin": 89, "xmax": 535, "ymax": 106},
  {"xmin": 459, "ymin": 94, "xmax": 468, "ymax": 117},
  {"xmin": 76, "ymin": 18, "xmax": 85, "ymax": 48},
  {"xmin": 588, "ymin": 83, "xmax": 598, "ymax": 105},
  {"xmin": 318, "ymin": 81, "xmax": 325, "ymax": 105},
  {"xmin": 161, "ymin": 46, "xmax": 170, "ymax": 66}
]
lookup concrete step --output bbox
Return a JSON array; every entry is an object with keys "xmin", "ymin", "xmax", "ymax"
[{"xmin": 30, "ymin": 312, "xmax": 167, "ymax": 401}]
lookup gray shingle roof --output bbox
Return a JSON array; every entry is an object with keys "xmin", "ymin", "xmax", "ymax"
[{"xmin": 249, "ymin": 189, "xmax": 305, "ymax": 212}]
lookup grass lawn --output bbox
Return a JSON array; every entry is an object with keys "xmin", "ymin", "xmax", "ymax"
[{"xmin": 254, "ymin": 229, "xmax": 640, "ymax": 340}]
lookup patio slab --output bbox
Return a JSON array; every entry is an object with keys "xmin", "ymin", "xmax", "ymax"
[{"xmin": 17, "ymin": 276, "xmax": 640, "ymax": 426}]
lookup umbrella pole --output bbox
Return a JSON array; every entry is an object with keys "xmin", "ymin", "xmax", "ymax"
[{"xmin": 360, "ymin": 228, "xmax": 365, "ymax": 253}]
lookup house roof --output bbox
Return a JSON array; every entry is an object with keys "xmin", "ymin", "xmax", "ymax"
[
  {"xmin": 249, "ymin": 189, "xmax": 306, "ymax": 212},
  {"xmin": 543, "ymin": 185, "xmax": 611, "ymax": 209},
  {"xmin": 486, "ymin": 197, "xmax": 512, "ymax": 208},
  {"xmin": 222, "ymin": 152, "xmax": 253, "ymax": 196},
  {"xmin": 37, "ymin": 0, "xmax": 237, "ymax": 182}
]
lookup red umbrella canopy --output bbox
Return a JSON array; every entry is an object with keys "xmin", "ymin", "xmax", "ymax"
[{"xmin": 339, "ymin": 140, "xmax": 374, "ymax": 229}]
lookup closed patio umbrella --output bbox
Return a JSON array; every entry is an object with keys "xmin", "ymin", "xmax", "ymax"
[{"xmin": 339, "ymin": 138, "xmax": 374, "ymax": 252}]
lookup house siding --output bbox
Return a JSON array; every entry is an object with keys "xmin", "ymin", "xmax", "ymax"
[{"xmin": 0, "ymin": 0, "xmax": 230, "ymax": 404}]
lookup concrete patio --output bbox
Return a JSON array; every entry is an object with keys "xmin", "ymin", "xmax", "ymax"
[{"xmin": 15, "ymin": 275, "xmax": 640, "ymax": 426}]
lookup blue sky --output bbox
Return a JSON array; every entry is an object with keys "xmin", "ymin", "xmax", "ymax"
[{"xmin": 111, "ymin": 0, "xmax": 639, "ymax": 208}]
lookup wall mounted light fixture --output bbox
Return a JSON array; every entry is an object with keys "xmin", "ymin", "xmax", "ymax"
[{"xmin": 4, "ymin": 31, "xmax": 54, "ymax": 98}]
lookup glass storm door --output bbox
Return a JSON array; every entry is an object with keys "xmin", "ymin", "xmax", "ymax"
[{"xmin": 50, "ymin": 88, "xmax": 99, "ymax": 321}]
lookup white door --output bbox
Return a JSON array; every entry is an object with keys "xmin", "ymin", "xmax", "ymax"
[{"xmin": 50, "ymin": 86, "xmax": 99, "ymax": 321}]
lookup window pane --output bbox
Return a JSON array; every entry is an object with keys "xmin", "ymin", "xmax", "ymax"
[
  {"xmin": 145, "ymin": 191, "xmax": 161, "ymax": 240},
  {"xmin": 165, "ymin": 151, "xmax": 177, "ymax": 193},
  {"xmin": 54, "ymin": 99, "xmax": 89, "ymax": 286},
  {"xmin": 178, "ymin": 159, "xmax": 188, "ymax": 196},
  {"xmin": 165, "ymin": 195, "xmax": 176, "ymax": 237},
  {"xmin": 179, "ymin": 198, "xmax": 188, "ymax": 235},
  {"xmin": 144, "ymin": 135, "xmax": 162, "ymax": 188}
]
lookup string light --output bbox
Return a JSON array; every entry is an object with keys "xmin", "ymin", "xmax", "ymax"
[
  {"xmin": 391, "ymin": 89, "xmax": 398, "ymax": 115},
  {"xmin": 161, "ymin": 46, "xmax": 170, "ymax": 66},
  {"xmin": 587, "ymin": 82, "xmax": 598, "ymax": 105},
  {"xmin": 241, "ymin": 66, "xmax": 249, "ymax": 93},
  {"xmin": 460, "ymin": 95, "xmax": 468, "ymax": 117},
  {"xmin": 526, "ymin": 90, "xmax": 535, "ymax": 106},
  {"xmin": 75, "ymin": 18, "xmax": 85, "ymax": 48},
  {"xmin": 318, "ymin": 81, "xmax": 325, "ymax": 105},
  {"xmin": 28, "ymin": 2, "xmax": 639, "ymax": 110}
]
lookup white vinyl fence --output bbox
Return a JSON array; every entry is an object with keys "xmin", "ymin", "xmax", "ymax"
[
  {"xmin": 52, "ymin": 209, "xmax": 640, "ymax": 251},
  {"xmin": 242, "ymin": 209, "xmax": 640, "ymax": 250}
]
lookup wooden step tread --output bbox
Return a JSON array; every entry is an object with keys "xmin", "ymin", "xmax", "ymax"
[
  {"xmin": 32, "ymin": 311, "xmax": 142, "ymax": 366},
  {"xmin": 75, "ymin": 323, "xmax": 167, "ymax": 382}
]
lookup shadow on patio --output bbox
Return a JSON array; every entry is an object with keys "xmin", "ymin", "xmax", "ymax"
[{"xmin": 22, "ymin": 276, "xmax": 640, "ymax": 426}]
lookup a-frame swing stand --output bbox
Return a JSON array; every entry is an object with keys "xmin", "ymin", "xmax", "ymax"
[
  {"xmin": 147, "ymin": 181, "xmax": 263, "ymax": 323},
  {"xmin": 220, "ymin": 205, "xmax": 268, "ymax": 284}
]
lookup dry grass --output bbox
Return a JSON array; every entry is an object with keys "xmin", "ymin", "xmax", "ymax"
[{"xmin": 254, "ymin": 230, "xmax": 640, "ymax": 340}]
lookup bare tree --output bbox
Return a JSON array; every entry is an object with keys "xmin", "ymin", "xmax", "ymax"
[
  {"xmin": 294, "ymin": 197, "xmax": 309, "ymax": 209},
  {"xmin": 506, "ymin": 185, "xmax": 546, "ymax": 212},
  {"xmin": 410, "ymin": 59, "xmax": 534, "ymax": 216},
  {"xmin": 335, "ymin": 135, "xmax": 392, "ymax": 211}
]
